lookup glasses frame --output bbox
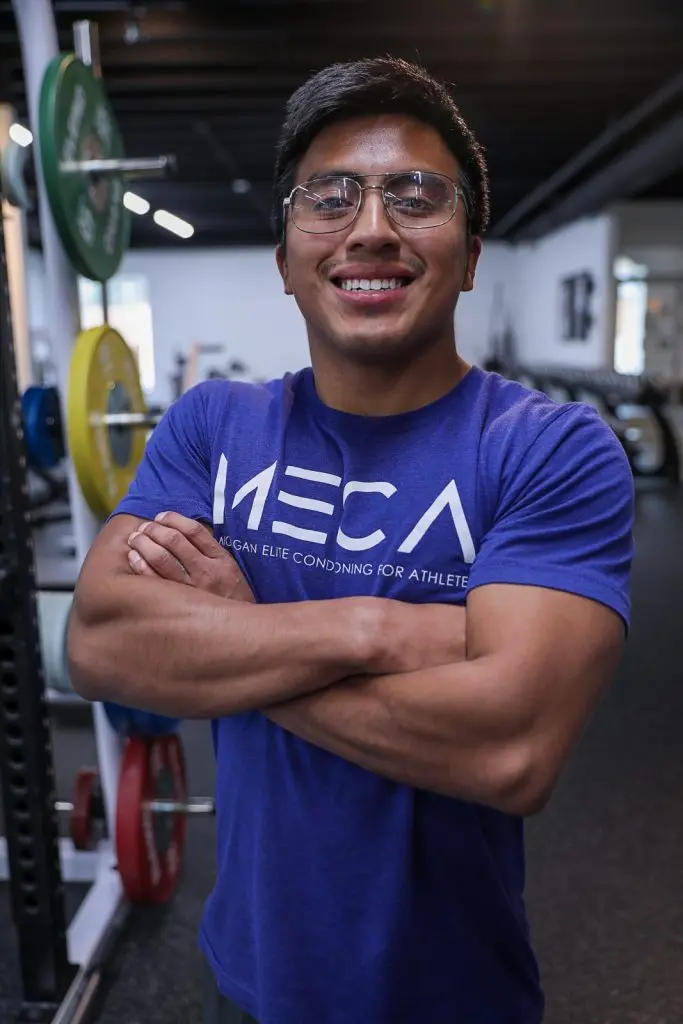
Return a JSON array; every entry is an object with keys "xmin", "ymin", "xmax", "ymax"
[{"xmin": 283, "ymin": 170, "xmax": 466, "ymax": 235}]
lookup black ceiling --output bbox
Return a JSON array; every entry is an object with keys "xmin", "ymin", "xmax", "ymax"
[{"xmin": 3, "ymin": 0, "xmax": 683, "ymax": 248}]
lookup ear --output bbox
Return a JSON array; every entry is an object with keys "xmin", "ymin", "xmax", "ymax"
[
  {"xmin": 461, "ymin": 236, "xmax": 482, "ymax": 293},
  {"xmin": 275, "ymin": 243, "xmax": 292, "ymax": 295}
]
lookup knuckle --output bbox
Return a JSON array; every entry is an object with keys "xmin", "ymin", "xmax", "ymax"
[{"xmin": 162, "ymin": 527, "xmax": 185, "ymax": 551}]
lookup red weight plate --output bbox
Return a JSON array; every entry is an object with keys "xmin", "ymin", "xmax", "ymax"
[
  {"xmin": 70, "ymin": 767, "xmax": 99, "ymax": 851},
  {"xmin": 115, "ymin": 734, "xmax": 188, "ymax": 904}
]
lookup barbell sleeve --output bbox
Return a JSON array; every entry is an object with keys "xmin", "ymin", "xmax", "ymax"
[
  {"xmin": 147, "ymin": 798, "xmax": 215, "ymax": 815},
  {"xmin": 59, "ymin": 155, "xmax": 177, "ymax": 178},
  {"xmin": 88, "ymin": 411, "xmax": 164, "ymax": 428},
  {"xmin": 55, "ymin": 797, "xmax": 215, "ymax": 815}
]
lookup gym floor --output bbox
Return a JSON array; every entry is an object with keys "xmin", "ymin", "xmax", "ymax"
[{"xmin": 1, "ymin": 481, "xmax": 683, "ymax": 1024}]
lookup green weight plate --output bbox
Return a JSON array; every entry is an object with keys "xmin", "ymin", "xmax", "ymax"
[{"xmin": 39, "ymin": 54, "xmax": 131, "ymax": 282}]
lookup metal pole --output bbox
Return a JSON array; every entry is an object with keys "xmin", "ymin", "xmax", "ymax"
[
  {"xmin": 73, "ymin": 22, "xmax": 109, "ymax": 328},
  {"xmin": 12, "ymin": 0, "xmax": 120, "ymax": 844},
  {"xmin": 73, "ymin": 20, "xmax": 102, "ymax": 78},
  {"xmin": 12, "ymin": 0, "xmax": 100, "ymax": 567}
]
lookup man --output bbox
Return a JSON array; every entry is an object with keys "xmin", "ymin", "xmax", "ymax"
[{"xmin": 68, "ymin": 56, "xmax": 634, "ymax": 1024}]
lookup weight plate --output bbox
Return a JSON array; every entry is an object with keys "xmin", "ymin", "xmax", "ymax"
[
  {"xmin": 116, "ymin": 735, "xmax": 188, "ymax": 904},
  {"xmin": 67, "ymin": 325, "xmax": 147, "ymax": 520},
  {"xmin": 103, "ymin": 701, "xmax": 182, "ymax": 738},
  {"xmin": 39, "ymin": 54, "xmax": 131, "ymax": 282},
  {"xmin": 21, "ymin": 386, "xmax": 65, "ymax": 469},
  {"xmin": 70, "ymin": 767, "xmax": 99, "ymax": 851}
]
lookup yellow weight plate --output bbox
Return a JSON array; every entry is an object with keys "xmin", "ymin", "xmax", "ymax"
[{"xmin": 67, "ymin": 325, "xmax": 148, "ymax": 520}]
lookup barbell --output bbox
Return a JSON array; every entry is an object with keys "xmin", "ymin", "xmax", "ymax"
[
  {"xmin": 39, "ymin": 53, "xmax": 176, "ymax": 281},
  {"xmin": 65, "ymin": 735, "xmax": 215, "ymax": 904},
  {"xmin": 21, "ymin": 325, "xmax": 171, "ymax": 519},
  {"xmin": 67, "ymin": 324, "xmax": 155, "ymax": 519}
]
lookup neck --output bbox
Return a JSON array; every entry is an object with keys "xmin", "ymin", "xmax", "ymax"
[{"xmin": 309, "ymin": 338, "xmax": 470, "ymax": 416}]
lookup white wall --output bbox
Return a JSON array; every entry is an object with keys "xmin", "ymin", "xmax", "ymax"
[
  {"xmin": 120, "ymin": 248, "xmax": 310, "ymax": 405},
  {"xmin": 455, "ymin": 241, "xmax": 515, "ymax": 366},
  {"xmin": 513, "ymin": 213, "xmax": 618, "ymax": 368}
]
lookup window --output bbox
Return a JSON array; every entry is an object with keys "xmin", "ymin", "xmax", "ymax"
[
  {"xmin": 613, "ymin": 257, "xmax": 648, "ymax": 376},
  {"xmin": 78, "ymin": 274, "xmax": 156, "ymax": 393}
]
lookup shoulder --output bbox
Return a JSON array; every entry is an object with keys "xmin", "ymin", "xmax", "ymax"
[
  {"xmin": 475, "ymin": 369, "xmax": 628, "ymax": 474},
  {"xmin": 165, "ymin": 371, "xmax": 304, "ymax": 435}
]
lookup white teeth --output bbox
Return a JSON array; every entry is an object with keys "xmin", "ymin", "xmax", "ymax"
[{"xmin": 340, "ymin": 277, "xmax": 407, "ymax": 292}]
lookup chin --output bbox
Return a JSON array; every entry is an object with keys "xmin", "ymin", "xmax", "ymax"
[{"xmin": 330, "ymin": 330, "xmax": 421, "ymax": 366}]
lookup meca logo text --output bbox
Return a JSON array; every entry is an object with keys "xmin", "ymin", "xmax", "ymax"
[{"xmin": 212, "ymin": 457, "xmax": 476, "ymax": 564}]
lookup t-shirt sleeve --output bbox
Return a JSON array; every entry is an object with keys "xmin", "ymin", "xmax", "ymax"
[
  {"xmin": 110, "ymin": 383, "xmax": 213, "ymax": 524},
  {"xmin": 467, "ymin": 404, "xmax": 635, "ymax": 630}
]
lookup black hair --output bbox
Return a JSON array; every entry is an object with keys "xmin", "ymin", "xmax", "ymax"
[{"xmin": 272, "ymin": 56, "xmax": 490, "ymax": 242}]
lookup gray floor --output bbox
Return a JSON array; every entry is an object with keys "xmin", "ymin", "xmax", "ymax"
[{"xmin": 2, "ymin": 484, "xmax": 683, "ymax": 1023}]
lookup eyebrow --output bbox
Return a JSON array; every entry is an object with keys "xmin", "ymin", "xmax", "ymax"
[
  {"xmin": 300, "ymin": 168, "xmax": 442, "ymax": 183},
  {"xmin": 302, "ymin": 169, "xmax": 362, "ymax": 181}
]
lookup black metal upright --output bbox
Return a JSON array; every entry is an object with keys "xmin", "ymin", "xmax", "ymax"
[{"xmin": 0, "ymin": 222, "xmax": 74, "ymax": 1017}]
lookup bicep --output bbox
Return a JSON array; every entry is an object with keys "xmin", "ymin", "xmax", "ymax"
[
  {"xmin": 466, "ymin": 583, "xmax": 624, "ymax": 739},
  {"xmin": 73, "ymin": 515, "xmax": 148, "ymax": 619}
]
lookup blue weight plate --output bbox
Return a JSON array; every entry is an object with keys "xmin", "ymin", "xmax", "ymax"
[
  {"xmin": 103, "ymin": 701, "xmax": 181, "ymax": 737},
  {"xmin": 21, "ymin": 386, "xmax": 64, "ymax": 469}
]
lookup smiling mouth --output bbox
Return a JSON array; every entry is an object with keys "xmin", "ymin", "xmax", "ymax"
[{"xmin": 332, "ymin": 276, "xmax": 414, "ymax": 293}]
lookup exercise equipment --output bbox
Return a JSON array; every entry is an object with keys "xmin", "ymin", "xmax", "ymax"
[
  {"xmin": 21, "ymin": 384, "xmax": 65, "ymax": 469},
  {"xmin": 116, "ymin": 734, "xmax": 188, "ymax": 903},
  {"xmin": 56, "ymin": 738, "xmax": 215, "ymax": 903},
  {"xmin": 38, "ymin": 53, "xmax": 176, "ymax": 281},
  {"xmin": 70, "ymin": 767, "xmax": 102, "ymax": 851},
  {"xmin": 37, "ymin": 589, "xmax": 73, "ymax": 693},
  {"xmin": 39, "ymin": 54, "xmax": 130, "ymax": 281},
  {"xmin": 67, "ymin": 324, "xmax": 160, "ymax": 519},
  {"xmin": 103, "ymin": 701, "xmax": 182, "ymax": 738}
]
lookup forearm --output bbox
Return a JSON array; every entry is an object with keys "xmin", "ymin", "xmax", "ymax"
[
  {"xmin": 67, "ymin": 573, "xmax": 380, "ymax": 718},
  {"xmin": 266, "ymin": 659, "xmax": 534, "ymax": 814}
]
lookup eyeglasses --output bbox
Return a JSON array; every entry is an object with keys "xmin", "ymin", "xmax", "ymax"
[{"xmin": 283, "ymin": 171, "xmax": 464, "ymax": 234}]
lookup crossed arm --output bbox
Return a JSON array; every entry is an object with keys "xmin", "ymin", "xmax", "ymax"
[{"xmin": 68, "ymin": 514, "xmax": 625, "ymax": 816}]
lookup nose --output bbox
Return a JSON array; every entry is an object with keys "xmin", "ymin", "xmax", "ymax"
[{"xmin": 345, "ymin": 187, "xmax": 400, "ymax": 251}]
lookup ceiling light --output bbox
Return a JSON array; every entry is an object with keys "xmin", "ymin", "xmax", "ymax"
[
  {"xmin": 153, "ymin": 209, "xmax": 194, "ymax": 239},
  {"xmin": 232, "ymin": 178, "xmax": 252, "ymax": 195},
  {"xmin": 9, "ymin": 123, "xmax": 33, "ymax": 147},
  {"xmin": 123, "ymin": 191, "xmax": 151, "ymax": 215}
]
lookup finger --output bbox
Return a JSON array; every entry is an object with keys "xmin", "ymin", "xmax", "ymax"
[
  {"xmin": 153, "ymin": 512, "xmax": 224, "ymax": 558},
  {"xmin": 128, "ymin": 550, "xmax": 159, "ymax": 577},
  {"xmin": 128, "ymin": 530, "xmax": 190, "ymax": 583}
]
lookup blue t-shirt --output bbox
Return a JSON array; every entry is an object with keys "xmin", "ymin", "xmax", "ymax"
[{"xmin": 114, "ymin": 365, "xmax": 634, "ymax": 1024}]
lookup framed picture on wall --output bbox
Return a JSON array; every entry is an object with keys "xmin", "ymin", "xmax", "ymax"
[{"xmin": 560, "ymin": 271, "xmax": 595, "ymax": 342}]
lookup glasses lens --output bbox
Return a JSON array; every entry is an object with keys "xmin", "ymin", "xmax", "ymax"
[
  {"xmin": 291, "ymin": 177, "xmax": 361, "ymax": 233},
  {"xmin": 384, "ymin": 172, "xmax": 457, "ymax": 227}
]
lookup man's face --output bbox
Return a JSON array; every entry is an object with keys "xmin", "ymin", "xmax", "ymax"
[{"xmin": 276, "ymin": 114, "xmax": 481, "ymax": 365}]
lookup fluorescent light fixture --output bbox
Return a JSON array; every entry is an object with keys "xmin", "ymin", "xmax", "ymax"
[
  {"xmin": 153, "ymin": 209, "xmax": 194, "ymax": 239},
  {"xmin": 9, "ymin": 123, "xmax": 33, "ymax": 147},
  {"xmin": 123, "ymin": 191, "xmax": 151, "ymax": 215}
]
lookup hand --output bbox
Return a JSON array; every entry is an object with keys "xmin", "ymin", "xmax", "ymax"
[{"xmin": 127, "ymin": 511, "xmax": 255, "ymax": 603}]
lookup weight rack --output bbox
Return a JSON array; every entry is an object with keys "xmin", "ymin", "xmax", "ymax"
[
  {"xmin": 0, "ymin": 194, "xmax": 126, "ymax": 1024},
  {"xmin": 0, "ymin": 182, "xmax": 75, "ymax": 1020}
]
